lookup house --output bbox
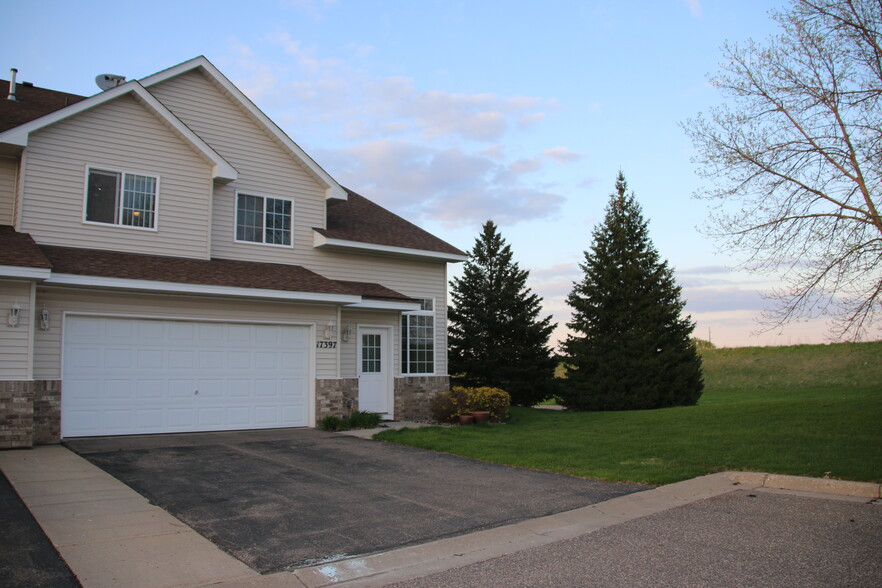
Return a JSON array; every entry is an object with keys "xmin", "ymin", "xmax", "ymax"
[{"xmin": 0, "ymin": 57, "xmax": 466, "ymax": 448}]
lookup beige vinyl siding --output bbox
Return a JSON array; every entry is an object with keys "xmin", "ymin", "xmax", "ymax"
[
  {"xmin": 0, "ymin": 280, "xmax": 34, "ymax": 379},
  {"xmin": 0, "ymin": 156, "xmax": 17, "ymax": 226},
  {"xmin": 148, "ymin": 71, "xmax": 327, "ymax": 262},
  {"xmin": 33, "ymin": 287, "xmax": 338, "ymax": 380},
  {"xmin": 339, "ymin": 309, "xmax": 401, "ymax": 379},
  {"xmin": 148, "ymin": 71, "xmax": 452, "ymax": 375},
  {"xmin": 19, "ymin": 95, "xmax": 214, "ymax": 258},
  {"xmin": 314, "ymin": 253, "xmax": 449, "ymax": 376}
]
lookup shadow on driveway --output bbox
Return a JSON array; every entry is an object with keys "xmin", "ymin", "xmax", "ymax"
[{"xmin": 68, "ymin": 428, "xmax": 645, "ymax": 573}]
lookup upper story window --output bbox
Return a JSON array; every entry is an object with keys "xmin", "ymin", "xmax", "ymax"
[
  {"xmin": 85, "ymin": 168, "xmax": 157, "ymax": 229},
  {"xmin": 236, "ymin": 193, "xmax": 292, "ymax": 246},
  {"xmin": 401, "ymin": 298, "xmax": 435, "ymax": 375}
]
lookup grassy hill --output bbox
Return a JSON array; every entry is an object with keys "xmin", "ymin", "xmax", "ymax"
[
  {"xmin": 377, "ymin": 341, "xmax": 882, "ymax": 485},
  {"xmin": 701, "ymin": 341, "xmax": 880, "ymax": 392}
]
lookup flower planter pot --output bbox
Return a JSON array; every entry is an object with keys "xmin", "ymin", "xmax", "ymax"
[
  {"xmin": 458, "ymin": 414, "xmax": 474, "ymax": 425},
  {"xmin": 471, "ymin": 411, "xmax": 490, "ymax": 424}
]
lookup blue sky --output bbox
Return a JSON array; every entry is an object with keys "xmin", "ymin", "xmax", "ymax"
[{"xmin": 6, "ymin": 0, "xmax": 840, "ymax": 347}]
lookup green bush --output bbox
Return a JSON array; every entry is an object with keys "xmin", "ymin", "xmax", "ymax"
[
  {"xmin": 431, "ymin": 386, "xmax": 511, "ymax": 423},
  {"xmin": 320, "ymin": 415, "xmax": 345, "ymax": 431},
  {"xmin": 348, "ymin": 410, "xmax": 382, "ymax": 429}
]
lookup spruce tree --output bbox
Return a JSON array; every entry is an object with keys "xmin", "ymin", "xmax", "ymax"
[
  {"xmin": 562, "ymin": 172, "xmax": 703, "ymax": 411},
  {"xmin": 449, "ymin": 220, "xmax": 557, "ymax": 406}
]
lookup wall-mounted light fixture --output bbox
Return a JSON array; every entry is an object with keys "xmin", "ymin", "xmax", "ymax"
[
  {"xmin": 324, "ymin": 321, "xmax": 337, "ymax": 341},
  {"xmin": 342, "ymin": 324, "xmax": 353, "ymax": 342},
  {"xmin": 8, "ymin": 303, "xmax": 21, "ymax": 327},
  {"xmin": 40, "ymin": 306, "xmax": 50, "ymax": 331}
]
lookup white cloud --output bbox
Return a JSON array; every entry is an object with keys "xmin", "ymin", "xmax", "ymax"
[
  {"xmin": 222, "ymin": 37, "xmax": 567, "ymax": 227},
  {"xmin": 317, "ymin": 139, "xmax": 566, "ymax": 227},
  {"xmin": 543, "ymin": 146, "xmax": 584, "ymax": 164},
  {"xmin": 683, "ymin": 0, "xmax": 702, "ymax": 18}
]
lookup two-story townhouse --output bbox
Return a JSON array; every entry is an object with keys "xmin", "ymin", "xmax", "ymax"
[{"xmin": 0, "ymin": 57, "xmax": 466, "ymax": 448}]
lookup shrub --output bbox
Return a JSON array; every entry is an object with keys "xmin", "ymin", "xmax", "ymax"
[
  {"xmin": 468, "ymin": 387, "xmax": 511, "ymax": 421},
  {"xmin": 320, "ymin": 415, "xmax": 345, "ymax": 431},
  {"xmin": 348, "ymin": 410, "xmax": 382, "ymax": 429},
  {"xmin": 431, "ymin": 386, "xmax": 511, "ymax": 423}
]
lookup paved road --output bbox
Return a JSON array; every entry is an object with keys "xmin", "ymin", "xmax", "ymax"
[
  {"xmin": 0, "ymin": 471, "xmax": 80, "ymax": 587},
  {"xmin": 383, "ymin": 490, "xmax": 882, "ymax": 588},
  {"xmin": 67, "ymin": 428, "xmax": 645, "ymax": 573}
]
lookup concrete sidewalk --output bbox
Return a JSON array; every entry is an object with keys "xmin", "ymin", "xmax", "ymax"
[{"xmin": 1, "ymin": 445, "xmax": 879, "ymax": 588}]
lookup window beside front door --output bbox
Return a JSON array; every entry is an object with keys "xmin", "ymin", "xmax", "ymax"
[
  {"xmin": 85, "ymin": 168, "xmax": 157, "ymax": 229},
  {"xmin": 401, "ymin": 298, "xmax": 434, "ymax": 375},
  {"xmin": 235, "ymin": 193, "xmax": 293, "ymax": 246}
]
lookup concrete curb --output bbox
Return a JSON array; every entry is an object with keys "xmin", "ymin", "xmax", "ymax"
[
  {"xmin": 293, "ymin": 472, "xmax": 746, "ymax": 587},
  {"xmin": 725, "ymin": 471, "xmax": 882, "ymax": 499},
  {"xmin": 294, "ymin": 472, "xmax": 882, "ymax": 587}
]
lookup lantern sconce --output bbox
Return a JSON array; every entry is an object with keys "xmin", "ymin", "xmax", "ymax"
[
  {"xmin": 324, "ymin": 321, "xmax": 337, "ymax": 341},
  {"xmin": 40, "ymin": 306, "xmax": 51, "ymax": 331},
  {"xmin": 7, "ymin": 303, "xmax": 21, "ymax": 327},
  {"xmin": 342, "ymin": 324, "xmax": 353, "ymax": 342}
]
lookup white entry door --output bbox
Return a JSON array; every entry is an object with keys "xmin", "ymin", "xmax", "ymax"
[
  {"xmin": 62, "ymin": 316, "xmax": 311, "ymax": 437},
  {"xmin": 358, "ymin": 327, "xmax": 391, "ymax": 414}
]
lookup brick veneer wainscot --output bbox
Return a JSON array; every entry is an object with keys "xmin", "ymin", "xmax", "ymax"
[{"xmin": 395, "ymin": 376, "xmax": 449, "ymax": 421}]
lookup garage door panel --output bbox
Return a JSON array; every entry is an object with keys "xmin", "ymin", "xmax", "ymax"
[{"xmin": 63, "ymin": 316, "xmax": 311, "ymax": 437}]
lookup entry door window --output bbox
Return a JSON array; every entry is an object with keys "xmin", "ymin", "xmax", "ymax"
[{"xmin": 362, "ymin": 333, "xmax": 382, "ymax": 373}]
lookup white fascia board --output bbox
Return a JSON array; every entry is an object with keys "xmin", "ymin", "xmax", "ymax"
[
  {"xmin": 346, "ymin": 299, "xmax": 422, "ymax": 311},
  {"xmin": 0, "ymin": 81, "xmax": 237, "ymax": 183},
  {"xmin": 314, "ymin": 232, "xmax": 468, "ymax": 263},
  {"xmin": 0, "ymin": 265, "xmax": 51, "ymax": 280},
  {"xmin": 128, "ymin": 85, "xmax": 238, "ymax": 182},
  {"xmin": 46, "ymin": 273, "xmax": 362, "ymax": 304},
  {"xmin": 140, "ymin": 56, "xmax": 346, "ymax": 200}
]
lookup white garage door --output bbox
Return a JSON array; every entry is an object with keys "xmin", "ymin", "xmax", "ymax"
[{"xmin": 62, "ymin": 316, "xmax": 311, "ymax": 437}]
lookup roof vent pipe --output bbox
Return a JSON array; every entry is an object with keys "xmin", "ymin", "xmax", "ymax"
[{"xmin": 7, "ymin": 68, "xmax": 18, "ymax": 101}]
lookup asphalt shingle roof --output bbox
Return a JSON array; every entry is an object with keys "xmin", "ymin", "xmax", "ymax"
[
  {"xmin": 0, "ymin": 226, "xmax": 52, "ymax": 268},
  {"xmin": 39, "ymin": 245, "xmax": 412, "ymax": 301},
  {"xmin": 318, "ymin": 188, "xmax": 466, "ymax": 257},
  {"xmin": 0, "ymin": 79, "xmax": 87, "ymax": 133}
]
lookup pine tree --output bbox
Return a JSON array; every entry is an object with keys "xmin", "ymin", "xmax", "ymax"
[
  {"xmin": 562, "ymin": 172, "xmax": 703, "ymax": 411},
  {"xmin": 449, "ymin": 220, "xmax": 557, "ymax": 406}
]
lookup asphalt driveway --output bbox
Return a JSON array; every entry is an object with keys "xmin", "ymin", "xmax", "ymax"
[{"xmin": 67, "ymin": 428, "xmax": 645, "ymax": 573}]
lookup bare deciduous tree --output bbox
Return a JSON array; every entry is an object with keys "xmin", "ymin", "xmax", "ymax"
[{"xmin": 683, "ymin": 0, "xmax": 881, "ymax": 340}]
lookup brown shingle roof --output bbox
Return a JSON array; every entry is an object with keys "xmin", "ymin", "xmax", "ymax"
[
  {"xmin": 0, "ymin": 80, "xmax": 87, "ymax": 133},
  {"xmin": 39, "ymin": 246, "xmax": 413, "ymax": 302},
  {"xmin": 0, "ymin": 225, "xmax": 52, "ymax": 268},
  {"xmin": 333, "ymin": 280, "xmax": 417, "ymax": 302},
  {"xmin": 317, "ymin": 188, "xmax": 466, "ymax": 257},
  {"xmin": 42, "ymin": 246, "xmax": 350, "ymax": 294}
]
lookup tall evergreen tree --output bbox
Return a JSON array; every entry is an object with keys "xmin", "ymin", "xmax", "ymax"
[
  {"xmin": 562, "ymin": 172, "xmax": 703, "ymax": 411},
  {"xmin": 449, "ymin": 220, "xmax": 557, "ymax": 406}
]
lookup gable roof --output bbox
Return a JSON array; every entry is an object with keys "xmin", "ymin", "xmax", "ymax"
[
  {"xmin": 139, "ymin": 56, "xmax": 347, "ymax": 201},
  {"xmin": 0, "ymin": 80, "xmax": 238, "ymax": 183},
  {"xmin": 314, "ymin": 188, "xmax": 467, "ymax": 262},
  {"xmin": 0, "ymin": 80, "xmax": 87, "ymax": 133}
]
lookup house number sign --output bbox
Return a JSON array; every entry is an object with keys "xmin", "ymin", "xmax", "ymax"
[{"xmin": 316, "ymin": 341, "xmax": 337, "ymax": 349}]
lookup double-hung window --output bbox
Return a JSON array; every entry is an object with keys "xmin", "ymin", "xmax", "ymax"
[
  {"xmin": 85, "ymin": 168, "xmax": 157, "ymax": 229},
  {"xmin": 236, "ymin": 193, "xmax": 292, "ymax": 246},
  {"xmin": 401, "ymin": 298, "xmax": 434, "ymax": 374}
]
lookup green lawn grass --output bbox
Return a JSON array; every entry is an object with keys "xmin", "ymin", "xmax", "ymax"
[{"xmin": 375, "ymin": 342, "xmax": 882, "ymax": 485}]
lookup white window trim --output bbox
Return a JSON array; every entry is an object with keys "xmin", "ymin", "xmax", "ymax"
[
  {"xmin": 401, "ymin": 297, "xmax": 435, "ymax": 376},
  {"xmin": 82, "ymin": 164, "xmax": 160, "ymax": 232},
  {"xmin": 233, "ymin": 190, "xmax": 295, "ymax": 248}
]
